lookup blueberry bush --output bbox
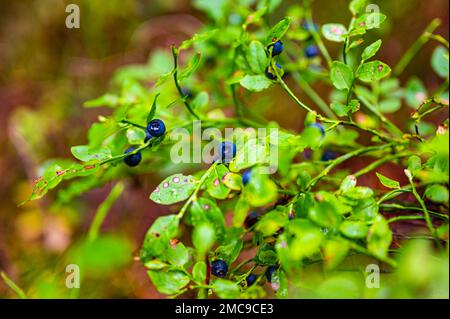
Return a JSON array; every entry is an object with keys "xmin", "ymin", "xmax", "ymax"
[{"xmin": 20, "ymin": 0, "xmax": 449, "ymax": 298}]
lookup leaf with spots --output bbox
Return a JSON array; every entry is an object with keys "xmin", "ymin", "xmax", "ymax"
[
  {"xmin": 321, "ymin": 24, "xmax": 347, "ymax": 42},
  {"xmin": 149, "ymin": 174, "xmax": 197, "ymax": 205},
  {"xmin": 71, "ymin": 145, "xmax": 112, "ymax": 162},
  {"xmin": 189, "ymin": 198, "xmax": 225, "ymax": 242},
  {"xmin": 140, "ymin": 214, "xmax": 180, "ymax": 262},
  {"xmin": 205, "ymin": 164, "xmax": 231, "ymax": 199},
  {"xmin": 356, "ymin": 60, "xmax": 391, "ymax": 82}
]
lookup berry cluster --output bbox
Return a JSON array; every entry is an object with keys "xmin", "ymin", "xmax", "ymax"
[{"xmin": 123, "ymin": 119, "xmax": 166, "ymax": 167}]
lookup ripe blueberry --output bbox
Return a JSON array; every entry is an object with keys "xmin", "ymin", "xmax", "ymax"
[
  {"xmin": 265, "ymin": 63, "xmax": 282, "ymax": 80},
  {"xmin": 146, "ymin": 119, "xmax": 166, "ymax": 137},
  {"xmin": 266, "ymin": 265, "xmax": 277, "ymax": 282},
  {"xmin": 123, "ymin": 147, "xmax": 142, "ymax": 167},
  {"xmin": 243, "ymin": 274, "xmax": 257, "ymax": 287},
  {"xmin": 321, "ymin": 150, "xmax": 336, "ymax": 161},
  {"xmin": 144, "ymin": 131, "xmax": 152, "ymax": 143},
  {"xmin": 309, "ymin": 122, "xmax": 325, "ymax": 136},
  {"xmin": 242, "ymin": 170, "xmax": 252, "ymax": 185},
  {"xmin": 305, "ymin": 44, "xmax": 319, "ymax": 58},
  {"xmin": 211, "ymin": 259, "xmax": 228, "ymax": 278},
  {"xmin": 244, "ymin": 211, "xmax": 259, "ymax": 229},
  {"xmin": 219, "ymin": 141, "xmax": 236, "ymax": 163},
  {"xmin": 271, "ymin": 40, "xmax": 284, "ymax": 56}
]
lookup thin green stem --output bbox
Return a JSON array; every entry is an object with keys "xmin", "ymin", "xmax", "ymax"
[
  {"xmin": 1, "ymin": 272, "xmax": 27, "ymax": 299},
  {"xmin": 393, "ymin": 19, "xmax": 441, "ymax": 76},
  {"xmin": 380, "ymin": 203, "xmax": 448, "ymax": 220},
  {"xmin": 306, "ymin": 143, "xmax": 396, "ymax": 190},
  {"xmin": 304, "ymin": 2, "xmax": 332, "ymax": 68},
  {"xmin": 177, "ymin": 162, "xmax": 219, "ymax": 219},
  {"xmin": 354, "ymin": 153, "xmax": 410, "ymax": 177},
  {"xmin": 87, "ymin": 182, "xmax": 125, "ymax": 242},
  {"xmin": 405, "ymin": 170, "xmax": 442, "ymax": 248},
  {"xmin": 171, "ymin": 46, "xmax": 200, "ymax": 120}
]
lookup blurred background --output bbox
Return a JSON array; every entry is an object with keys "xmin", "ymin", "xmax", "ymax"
[{"xmin": 0, "ymin": 0, "xmax": 448, "ymax": 298}]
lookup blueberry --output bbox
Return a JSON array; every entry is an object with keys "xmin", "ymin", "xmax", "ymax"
[
  {"xmin": 305, "ymin": 44, "xmax": 319, "ymax": 58},
  {"xmin": 242, "ymin": 170, "xmax": 252, "ymax": 185},
  {"xmin": 271, "ymin": 40, "xmax": 284, "ymax": 56},
  {"xmin": 309, "ymin": 122, "xmax": 325, "ymax": 136},
  {"xmin": 266, "ymin": 266, "xmax": 277, "ymax": 282},
  {"xmin": 144, "ymin": 131, "xmax": 152, "ymax": 143},
  {"xmin": 265, "ymin": 63, "xmax": 282, "ymax": 80},
  {"xmin": 244, "ymin": 274, "xmax": 258, "ymax": 287},
  {"xmin": 181, "ymin": 87, "xmax": 192, "ymax": 98},
  {"xmin": 219, "ymin": 141, "xmax": 236, "ymax": 163},
  {"xmin": 123, "ymin": 147, "xmax": 142, "ymax": 167},
  {"xmin": 244, "ymin": 211, "xmax": 259, "ymax": 229},
  {"xmin": 321, "ymin": 150, "xmax": 336, "ymax": 161},
  {"xmin": 146, "ymin": 119, "xmax": 166, "ymax": 137},
  {"xmin": 211, "ymin": 259, "xmax": 228, "ymax": 278}
]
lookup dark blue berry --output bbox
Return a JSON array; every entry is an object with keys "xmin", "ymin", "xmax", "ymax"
[
  {"xmin": 265, "ymin": 63, "xmax": 282, "ymax": 80},
  {"xmin": 146, "ymin": 119, "xmax": 166, "ymax": 137},
  {"xmin": 321, "ymin": 150, "xmax": 336, "ymax": 161},
  {"xmin": 305, "ymin": 44, "xmax": 319, "ymax": 58},
  {"xmin": 271, "ymin": 40, "xmax": 284, "ymax": 56},
  {"xmin": 211, "ymin": 260, "xmax": 228, "ymax": 278},
  {"xmin": 244, "ymin": 211, "xmax": 259, "ymax": 229},
  {"xmin": 266, "ymin": 266, "xmax": 277, "ymax": 282},
  {"xmin": 309, "ymin": 122, "xmax": 325, "ymax": 137},
  {"xmin": 181, "ymin": 87, "xmax": 192, "ymax": 98},
  {"xmin": 219, "ymin": 141, "xmax": 236, "ymax": 163},
  {"xmin": 144, "ymin": 131, "xmax": 152, "ymax": 143},
  {"xmin": 242, "ymin": 170, "xmax": 252, "ymax": 185},
  {"xmin": 123, "ymin": 147, "xmax": 142, "ymax": 167},
  {"xmin": 244, "ymin": 274, "xmax": 257, "ymax": 287}
]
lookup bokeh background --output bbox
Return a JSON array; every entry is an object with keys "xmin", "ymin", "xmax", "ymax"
[{"xmin": 0, "ymin": 0, "xmax": 448, "ymax": 298}]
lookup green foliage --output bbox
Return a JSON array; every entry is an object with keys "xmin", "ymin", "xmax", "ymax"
[{"xmin": 20, "ymin": 0, "xmax": 449, "ymax": 300}]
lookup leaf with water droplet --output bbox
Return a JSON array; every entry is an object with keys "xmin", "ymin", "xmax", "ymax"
[{"xmin": 149, "ymin": 174, "xmax": 197, "ymax": 205}]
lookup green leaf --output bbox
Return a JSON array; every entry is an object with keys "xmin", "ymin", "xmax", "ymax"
[
  {"xmin": 330, "ymin": 61, "xmax": 354, "ymax": 90},
  {"xmin": 146, "ymin": 93, "xmax": 160, "ymax": 123},
  {"xmin": 322, "ymin": 24, "xmax": 347, "ymax": 42},
  {"xmin": 266, "ymin": 17, "xmax": 291, "ymax": 43},
  {"xmin": 192, "ymin": 261, "xmax": 207, "ymax": 283},
  {"xmin": 179, "ymin": 53, "xmax": 201, "ymax": 81},
  {"xmin": 240, "ymin": 75, "xmax": 272, "ymax": 92},
  {"xmin": 246, "ymin": 41, "xmax": 268, "ymax": 74},
  {"xmin": 84, "ymin": 93, "xmax": 119, "ymax": 108},
  {"xmin": 349, "ymin": 0, "xmax": 367, "ymax": 15},
  {"xmin": 424, "ymin": 184, "xmax": 449, "ymax": 204},
  {"xmin": 189, "ymin": 198, "xmax": 225, "ymax": 242},
  {"xmin": 308, "ymin": 201, "xmax": 342, "ymax": 228},
  {"xmin": 149, "ymin": 174, "xmax": 197, "ymax": 205},
  {"xmin": 405, "ymin": 77, "xmax": 427, "ymax": 108},
  {"xmin": 144, "ymin": 259, "xmax": 168, "ymax": 270},
  {"xmin": 166, "ymin": 242, "xmax": 189, "ymax": 267},
  {"xmin": 256, "ymin": 208, "xmax": 288, "ymax": 236},
  {"xmin": 192, "ymin": 222, "xmax": 216, "ymax": 253},
  {"xmin": 431, "ymin": 45, "xmax": 449, "ymax": 78},
  {"xmin": 339, "ymin": 221, "xmax": 369, "ymax": 239},
  {"xmin": 141, "ymin": 215, "xmax": 180, "ymax": 262},
  {"xmin": 356, "ymin": 60, "xmax": 391, "ymax": 82},
  {"xmin": 376, "ymin": 172, "xmax": 400, "ymax": 189},
  {"xmin": 191, "ymin": 91, "xmax": 209, "ymax": 110},
  {"xmin": 148, "ymin": 270, "xmax": 190, "ymax": 295},
  {"xmin": 378, "ymin": 98, "xmax": 401, "ymax": 113},
  {"xmin": 331, "ymin": 99, "xmax": 360, "ymax": 117},
  {"xmin": 340, "ymin": 175, "xmax": 357, "ymax": 193},
  {"xmin": 126, "ymin": 127, "xmax": 146, "ymax": 145},
  {"xmin": 324, "ymin": 240, "xmax": 350, "ymax": 270},
  {"xmin": 70, "ymin": 145, "xmax": 112, "ymax": 162},
  {"xmin": 367, "ymin": 215, "xmax": 392, "ymax": 259},
  {"xmin": 222, "ymin": 172, "xmax": 243, "ymax": 191},
  {"xmin": 214, "ymin": 239, "xmax": 243, "ymax": 265},
  {"xmin": 213, "ymin": 279, "xmax": 240, "ymax": 299},
  {"xmin": 361, "ymin": 40, "xmax": 382, "ymax": 61},
  {"xmin": 243, "ymin": 171, "xmax": 278, "ymax": 207},
  {"xmin": 352, "ymin": 13, "xmax": 387, "ymax": 31},
  {"xmin": 193, "ymin": 0, "xmax": 227, "ymax": 22},
  {"xmin": 205, "ymin": 164, "xmax": 231, "ymax": 199}
]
